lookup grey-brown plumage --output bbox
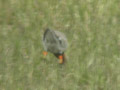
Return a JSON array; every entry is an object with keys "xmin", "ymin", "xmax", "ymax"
[
  {"xmin": 42, "ymin": 28, "xmax": 68, "ymax": 63},
  {"xmin": 43, "ymin": 28, "xmax": 68, "ymax": 53}
]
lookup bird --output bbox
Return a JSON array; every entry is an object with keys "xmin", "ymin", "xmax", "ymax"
[{"xmin": 42, "ymin": 28, "xmax": 68, "ymax": 64}]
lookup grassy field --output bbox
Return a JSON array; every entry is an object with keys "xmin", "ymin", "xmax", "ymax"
[{"xmin": 0, "ymin": 0, "xmax": 120, "ymax": 90}]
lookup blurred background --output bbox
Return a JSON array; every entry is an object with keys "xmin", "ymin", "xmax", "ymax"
[{"xmin": 0, "ymin": 0, "xmax": 120, "ymax": 90}]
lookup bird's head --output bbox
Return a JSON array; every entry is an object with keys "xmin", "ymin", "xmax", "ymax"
[{"xmin": 53, "ymin": 53, "xmax": 65, "ymax": 64}]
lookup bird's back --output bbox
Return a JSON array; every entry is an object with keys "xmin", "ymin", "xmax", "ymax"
[{"xmin": 43, "ymin": 28, "xmax": 68, "ymax": 54}]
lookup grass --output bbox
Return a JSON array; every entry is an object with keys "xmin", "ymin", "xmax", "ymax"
[{"xmin": 0, "ymin": 0, "xmax": 120, "ymax": 90}]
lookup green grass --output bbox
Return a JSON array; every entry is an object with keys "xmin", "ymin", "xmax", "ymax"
[{"xmin": 0, "ymin": 0, "xmax": 120, "ymax": 90}]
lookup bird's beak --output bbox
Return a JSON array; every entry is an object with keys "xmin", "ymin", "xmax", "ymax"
[
  {"xmin": 58, "ymin": 55, "xmax": 64, "ymax": 64},
  {"xmin": 58, "ymin": 54, "xmax": 66, "ymax": 64},
  {"xmin": 43, "ymin": 51, "xmax": 48, "ymax": 56},
  {"xmin": 54, "ymin": 53, "xmax": 65, "ymax": 64}
]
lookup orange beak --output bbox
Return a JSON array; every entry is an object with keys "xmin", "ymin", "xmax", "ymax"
[
  {"xmin": 43, "ymin": 51, "xmax": 48, "ymax": 56},
  {"xmin": 58, "ymin": 55, "xmax": 64, "ymax": 64}
]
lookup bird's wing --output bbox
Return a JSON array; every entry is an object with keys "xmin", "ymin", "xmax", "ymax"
[
  {"xmin": 43, "ymin": 29, "xmax": 68, "ymax": 53},
  {"xmin": 43, "ymin": 29, "xmax": 59, "ymax": 53},
  {"xmin": 54, "ymin": 31, "xmax": 68, "ymax": 52}
]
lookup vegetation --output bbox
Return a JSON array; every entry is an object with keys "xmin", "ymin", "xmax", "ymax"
[{"xmin": 0, "ymin": 0, "xmax": 120, "ymax": 90}]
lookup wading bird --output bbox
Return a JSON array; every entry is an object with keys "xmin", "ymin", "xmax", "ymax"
[{"xmin": 42, "ymin": 28, "xmax": 68, "ymax": 64}]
